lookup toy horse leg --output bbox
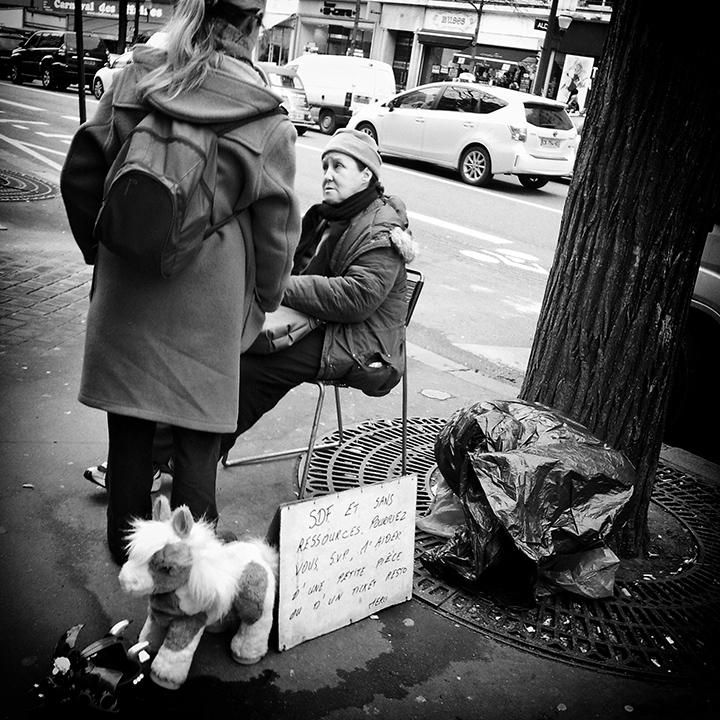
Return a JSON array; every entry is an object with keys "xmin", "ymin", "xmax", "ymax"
[
  {"xmin": 150, "ymin": 614, "xmax": 207, "ymax": 690},
  {"xmin": 230, "ymin": 561, "xmax": 275, "ymax": 665},
  {"xmin": 138, "ymin": 608, "xmax": 168, "ymax": 655}
]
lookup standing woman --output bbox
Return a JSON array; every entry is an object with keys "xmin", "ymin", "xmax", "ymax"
[{"xmin": 61, "ymin": 0, "xmax": 300, "ymax": 563}]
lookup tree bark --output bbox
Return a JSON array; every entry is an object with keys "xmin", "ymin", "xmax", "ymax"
[{"xmin": 519, "ymin": 1, "xmax": 720, "ymax": 556}]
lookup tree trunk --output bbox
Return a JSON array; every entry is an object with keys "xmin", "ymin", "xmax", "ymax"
[{"xmin": 519, "ymin": 2, "xmax": 720, "ymax": 556}]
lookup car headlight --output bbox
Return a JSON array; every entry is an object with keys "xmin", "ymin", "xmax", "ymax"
[{"xmin": 509, "ymin": 126, "xmax": 527, "ymax": 142}]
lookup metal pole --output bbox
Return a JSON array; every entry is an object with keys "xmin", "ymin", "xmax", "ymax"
[
  {"xmin": 73, "ymin": 0, "xmax": 86, "ymax": 124},
  {"xmin": 533, "ymin": 0, "xmax": 560, "ymax": 96},
  {"xmin": 349, "ymin": 0, "xmax": 361, "ymax": 55}
]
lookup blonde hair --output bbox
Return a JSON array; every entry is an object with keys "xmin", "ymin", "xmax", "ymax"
[{"xmin": 136, "ymin": 0, "xmax": 255, "ymax": 99}]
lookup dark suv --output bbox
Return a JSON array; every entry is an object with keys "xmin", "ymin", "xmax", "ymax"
[
  {"xmin": 10, "ymin": 31, "xmax": 108, "ymax": 90},
  {"xmin": 0, "ymin": 28, "xmax": 27, "ymax": 80}
]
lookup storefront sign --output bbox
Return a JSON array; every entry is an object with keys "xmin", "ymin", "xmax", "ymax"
[
  {"xmin": 276, "ymin": 475, "xmax": 417, "ymax": 651},
  {"xmin": 424, "ymin": 9, "xmax": 475, "ymax": 35},
  {"xmin": 319, "ymin": 1, "xmax": 355, "ymax": 19},
  {"xmin": 535, "ymin": 18, "xmax": 549, "ymax": 32},
  {"xmin": 42, "ymin": 0, "xmax": 165, "ymax": 21}
]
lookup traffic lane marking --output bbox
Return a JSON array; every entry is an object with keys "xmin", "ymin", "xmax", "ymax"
[
  {"xmin": 0, "ymin": 132, "xmax": 64, "ymax": 172},
  {"xmin": 460, "ymin": 248, "xmax": 549, "ymax": 275},
  {"xmin": 0, "ymin": 98, "xmax": 47, "ymax": 111}
]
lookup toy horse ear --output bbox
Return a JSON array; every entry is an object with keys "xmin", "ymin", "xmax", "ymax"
[
  {"xmin": 171, "ymin": 505, "xmax": 194, "ymax": 540},
  {"xmin": 152, "ymin": 495, "xmax": 172, "ymax": 522}
]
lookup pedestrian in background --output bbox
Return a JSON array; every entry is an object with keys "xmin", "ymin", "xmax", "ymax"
[{"xmin": 61, "ymin": 0, "xmax": 300, "ymax": 564}]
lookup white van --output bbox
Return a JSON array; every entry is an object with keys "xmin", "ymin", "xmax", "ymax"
[{"xmin": 284, "ymin": 54, "xmax": 396, "ymax": 135}]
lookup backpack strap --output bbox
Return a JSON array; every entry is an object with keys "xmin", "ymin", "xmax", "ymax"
[{"xmin": 203, "ymin": 106, "xmax": 287, "ymax": 239}]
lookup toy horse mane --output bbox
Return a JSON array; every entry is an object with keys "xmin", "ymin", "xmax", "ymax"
[{"xmin": 124, "ymin": 496, "xmax": 277, "ymax": 622}]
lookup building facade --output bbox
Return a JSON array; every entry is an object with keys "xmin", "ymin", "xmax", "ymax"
[
  {"xmin": 1, "ymin": 0, "xmax": 612, "ymax": 102},
  {"xmin": 262, "ymin": 0, "xmax": 611, "ymax": 101}
]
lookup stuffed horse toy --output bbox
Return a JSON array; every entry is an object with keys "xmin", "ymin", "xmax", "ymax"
[{"xmin": 118, "ymin": 495, "xmax": 278, "ymax": 690}]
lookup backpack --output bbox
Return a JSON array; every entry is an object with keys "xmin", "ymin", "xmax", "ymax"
[{"xmin": 94, "ymin": 108, "xmax": 281, "ymax": 279}]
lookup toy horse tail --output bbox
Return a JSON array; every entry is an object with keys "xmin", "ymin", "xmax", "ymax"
[{"xmin": 252, "ymin": 538, "xmax": 280, "ymax": 579}]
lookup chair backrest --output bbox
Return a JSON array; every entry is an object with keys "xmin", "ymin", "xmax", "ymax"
[{"xmin": 404, "ymin": 267, "xmax": 424, "ymax": 327}]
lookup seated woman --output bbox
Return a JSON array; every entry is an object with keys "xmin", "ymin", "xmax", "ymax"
[{"xmin": 221, "ymin": 129, "xmax": 417, "ymax": 457}]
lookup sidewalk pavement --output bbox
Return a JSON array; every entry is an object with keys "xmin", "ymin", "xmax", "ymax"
[{"xmin": 1, "ymin": 157, "xmax": 719, "ymax": 720}]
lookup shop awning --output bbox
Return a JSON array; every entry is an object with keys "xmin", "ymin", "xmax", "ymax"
[
  {"xmin": 416, "ymin": 30, "xmax": 474, "ymax": 50},
  {"xmin": 263, "ymin": 13, "xmax": 296, "ymax": 29}
]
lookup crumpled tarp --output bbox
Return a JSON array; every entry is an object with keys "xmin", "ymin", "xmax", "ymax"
[{"xmin": 420, "ymin": 399, "xmax": 636, "ymax": 601}]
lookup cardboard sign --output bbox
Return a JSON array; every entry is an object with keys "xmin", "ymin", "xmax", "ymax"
[{"xmin": 276, "ymin": 475, "xmax": 417, "ymax": 651}]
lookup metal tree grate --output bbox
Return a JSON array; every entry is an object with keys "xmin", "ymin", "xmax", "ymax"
[
  {"xmin": 0, "ymin": 170, "xmax": 58, "ymax": 202},
  {"xmin": 299, "ymin": 416, "xmax": 720, "ymax": 682}
]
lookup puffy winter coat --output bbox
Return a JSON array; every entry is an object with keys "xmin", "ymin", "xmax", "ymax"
[
  {"xmin": 283, "ymin": 196, "xmax": 417, "ymax": 396},
  {"xmin": 61, "ymin": 45, "xmax": 300, "ymax": 432}
]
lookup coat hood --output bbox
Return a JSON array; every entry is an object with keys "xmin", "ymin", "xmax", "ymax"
[{"xmin": 112, "ymin": 44, "xmax": 283, "ymax": 124}]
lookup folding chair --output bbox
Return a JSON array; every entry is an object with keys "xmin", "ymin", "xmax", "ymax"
[{"xmin": 222, "ymin": 268, "xmax": 424, "ymax": 499}]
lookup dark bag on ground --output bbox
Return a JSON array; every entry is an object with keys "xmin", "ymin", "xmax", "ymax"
[
  {"xmin": 422, "ymin": 399, "xmax": 636, "ymax": 602},
  {"xmin": 247, "ymin": 305, "xmax": 323, "ymax": 354},
  {"xmin": 94, "ymin": 109, "xmax": 280, "ymax": 279}
]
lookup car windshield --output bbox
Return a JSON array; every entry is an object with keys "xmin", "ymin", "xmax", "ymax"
[
  {"xmin": 269, "ymin": 72, "xmax": 302, "ymax": 90},
  {"xmin": 524, "ymin": 102, "xmax": 573, "ymax": 130}
]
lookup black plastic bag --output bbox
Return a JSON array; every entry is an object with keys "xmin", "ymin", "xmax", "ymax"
[{"xmin": 423, "ymin": 399, "xmax": 635, "ymax": 600}]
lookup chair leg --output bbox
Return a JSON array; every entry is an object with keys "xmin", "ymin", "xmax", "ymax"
[
  {"xmin": 333, "ymin": 384, "xmax": 344, "ymax": 444},
  {"xmin": 401, "ymin": 342, "xmax": 408, "ymax": 476},
  {"xmin": 297, "ymin": 382, "xmax": 327, "ymax": 500},
  {"xmin": 222, "ymin": 383, "xmax": 336, "ymax": 469}
]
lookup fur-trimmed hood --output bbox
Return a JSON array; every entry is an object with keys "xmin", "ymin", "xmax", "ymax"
[{"xmin": 389, "ymin": 226, "xmax": 419, "ymax": 264}]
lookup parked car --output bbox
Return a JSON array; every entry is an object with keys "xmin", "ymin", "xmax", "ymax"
[
  {"xmin": 284, "ymin": 54, "xmax": 396, "ymax": 135},
  {"xmin": 664, "ymin": 221, "xmax": 720, "ymax": 464},
  {"xmin": 255, "ymin": 62, "xmax": 314, "ymax": 135},
  {"xmin": 92, "ymin": 50, "xmax": 133, "ymax": 99},
  {"xmin": 347, "ymin": 81, "xmax": 578, "ymax": 189},
  {"xmin": 10, "ymin": 31, "xmax": 108, "ymax": 90},
  {"xmin": 0, "ymin": 28, "xmax": 28, "ymax": 80}
]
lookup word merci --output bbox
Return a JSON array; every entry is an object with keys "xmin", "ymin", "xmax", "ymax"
[{"xmin": 277, "ymin": 475, "xmax": 417, "ymax": 651}]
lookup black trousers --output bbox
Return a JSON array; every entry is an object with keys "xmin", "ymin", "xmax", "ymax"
[
  {"xmin": 220, "ymin": 326, "xmax": 326, "ymax": 457},
  {"xmin": 106, "ymin": 413, "xmax": 220, "ymax": 563}
]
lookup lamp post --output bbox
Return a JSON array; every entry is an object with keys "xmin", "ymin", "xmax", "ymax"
[
  {"xmin": 533, "ymin": 0, "xmax": 572, "ymax": 96},
  {"xmin": 349, "ymin": 0, "xmax": 361, "ymax": 56}
]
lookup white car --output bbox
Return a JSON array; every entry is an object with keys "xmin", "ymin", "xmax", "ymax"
[
  {"xmin": 92, "ymin": 51, "xmax": 133, "ymax": 100},
  {"xmin": 347, "ymin": 81, "xmax": 577, "ymax": 189}
]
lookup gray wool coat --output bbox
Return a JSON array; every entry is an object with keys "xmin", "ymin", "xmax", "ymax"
[{"xmin": 61, "ymin": 46, "xmax": 301, "ymax": 433}]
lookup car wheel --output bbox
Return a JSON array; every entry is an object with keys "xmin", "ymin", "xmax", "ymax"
[
  {"xmin": 41, "ymin": 66, "xmax": 56, "ymax": 90},
  {"xmin": 355, "ymin": 122, "xmax": 378, "ymax": 145},
  {"xmin": 10, "ymin": 65, "xmax": 23, "ymax": 84},
  {"xmin": 459, "ymin": 146, "xmax": 492, "ymax": 186},
  {"xmin": 518, "ymin": 175, "xmax": 550, "ymax": 190},
  {"xmin": 318, "ymin": 110, "xmax": 337, "ymax": 135},
  {"xmin": 93, "ymin": 77, "xmax": 104, "ymax": 100}
]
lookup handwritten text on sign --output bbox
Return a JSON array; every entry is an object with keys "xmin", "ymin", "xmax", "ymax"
[{"xmin": 278, "ymin": 475, "xmax": 417, "ymax": 651}]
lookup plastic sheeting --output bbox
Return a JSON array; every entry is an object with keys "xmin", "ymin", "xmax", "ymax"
[{"xmin": 420, "ymin": 399, "xmax": 636, "ymax": 600}]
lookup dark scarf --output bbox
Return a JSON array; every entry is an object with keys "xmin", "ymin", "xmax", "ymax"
[{"xmin": 294, "ymin": 183, "xmax": 383, "ymax": 273}]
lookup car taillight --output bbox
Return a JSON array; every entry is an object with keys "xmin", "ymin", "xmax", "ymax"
[
  {"xmin": 509, "ymin": 126, "xmax": 527, "ymax": 142},
  {"xmin": 344, "ymin": 92, "xmax": 352, "ymax": 108}
]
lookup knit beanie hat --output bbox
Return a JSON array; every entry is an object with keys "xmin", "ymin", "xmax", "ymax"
[{"xmin": 322, "ymin": 129, "xmax": 382, "ymax": 179}]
